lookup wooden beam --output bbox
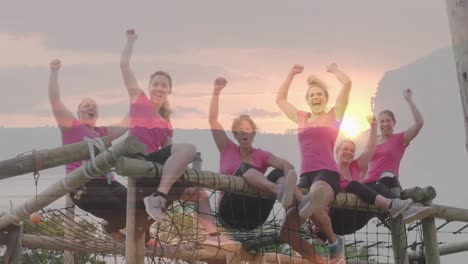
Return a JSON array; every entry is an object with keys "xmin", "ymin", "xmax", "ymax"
[
  {"xmin": 115, "ymin": 157, "xmax": 382, "ymax": 213},
  {"xmin": 409, "ymin": 240, "xmax": 468, "ymax": 260},
  {"xmin": 401, "ymin": 186, "xmax": 436, "ymax": 203},
  {"xmin": 430, "ymin": 204, "xmax": 468, "ymax": 222},
  {"xmin": 0, "ymin": 136, "xmax": 146, "ymax": 230},
  {"xmin": 0, "ymin": 137, "xmax": 111, "ymax": 180}
]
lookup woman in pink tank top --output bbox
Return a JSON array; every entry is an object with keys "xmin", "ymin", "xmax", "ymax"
[
  {"xmin": 48, "ymin": 59, "xmax": 130, "ymax": 243},
  {"xmin": 276, "ymin": 63, "xmax": 351, "ymax": 261},
  {"xmin": 209, "ymin": 77, "xmax": 306, "ymax": 233},
  {"xmin": 363, "ymin": 89, "xmax": 424, "ymax": 189},
  {"xmin": 121, "ymin": 30, "xmax": 239, "ymax": 251}
]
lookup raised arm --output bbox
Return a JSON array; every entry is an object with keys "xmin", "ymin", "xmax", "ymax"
[
  {"xmin": 48, "ymin": 59, "xmax": 75, "ymax": 128},
  {"xmin": 356, "ymin": 115, "xmax": 377, "ymax": 178},
  {"xmin": 267, "ymin": 154, "xmax": 295, "ymax": 175},
  {"xmin": 209, "ymin": 78, "xmax": 229, "ymax": 152},
  {"xmin": 328, "ymin": 63, "xmax": 352, "ymax": 121},
  {"xmin": 120, "ymin": 29, "xmax": 142, "ymax": 101},
  {"xmin": 275, "ymin": 65, "xmax": 303, "ymax": 123},
  {"xmin": 403, "ymin": 89, "xmax": 424, "ymax": 145},
  {"xmin": 107, "ymin": 115, "xmax": 129, "ymax": 141}
]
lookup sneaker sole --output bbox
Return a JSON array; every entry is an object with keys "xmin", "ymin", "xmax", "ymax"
[
  {"xmin": 280, "ymin": 171, "xmax": 298, "ymax": 208},
  {"xmin": 143, "ymin": 197, "xmax": 162, "ymax": 223},
  {"xmin": 391, "ymin": 199, "xmax": 414, "ymax": 218},
  {"xmin": 402, "ymin": 207, "xmax": 433, "ymax": 225}
]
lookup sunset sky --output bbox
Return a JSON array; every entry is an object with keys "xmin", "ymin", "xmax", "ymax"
[{"xmin": 0, "ymin": 1, "xmax": 452, "ymax": 137}]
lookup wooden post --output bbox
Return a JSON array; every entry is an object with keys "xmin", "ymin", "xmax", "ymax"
[
  {"xmin": 421, "ymin": 217, "xmax": 441, "ymax": 264},
  {"xmin": 0, "ymin": 137, "xmax": 111, "ymax": 179},
  {"xmin": 3, "ymin": 222, "xmax": 23, "ymax": 264},
  {"xmin": 446, "ymin": 0, "xmax": 468, "ymax": 152},
  {"xmin": 390, "ymin": 217, "xmax": 409, "ymax": 264},
  {"xmin": 63, "ymin": 196, "xmax": 75, "ymax": 264},
  {"xmin": 125, "ymin": 177, "xmax": 146, "ymax": 264}
]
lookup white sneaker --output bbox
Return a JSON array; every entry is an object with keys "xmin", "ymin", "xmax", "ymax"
[
  {"xmin": 402, "ymin": 205, "xmax": 433, "ymax": 224},
  {"xmin": 388, "ymin": 198, "xmax": 413, "ymax": 218},
  {"xmin": 277, "ymin": 170, "xmax": 298, "ymax": 208},
  {"xmin": 143, "ymin": 194, "xmax": 167, "ymax": 224}
]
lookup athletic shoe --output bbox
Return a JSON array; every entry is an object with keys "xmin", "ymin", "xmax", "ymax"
[
  {"xmin": 329, "ymin": 235, "xmax": 345, "ymax": 262},
  {"xmin": 277, "ymin": 170, "xmax": 298, "ymax": 208},
  {"xmin": 388, "ymin": 198, "xmax": 414, "ymax": 218},
  {"xmin": 402, "ymin": 205, "xmax": 433, "ymax": 224},
  {"xmin": 143, "ymin": 194, "xmax": 167, "ymax": 224}
]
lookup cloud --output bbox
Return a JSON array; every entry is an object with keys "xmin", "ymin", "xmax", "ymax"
[
  {"xmin": 172, "ymin": 106, "xmax": 204, "ymax": 118},
  {"xmin": 234, "ymin": 107, "xmax": 282, "ymax": 118}
]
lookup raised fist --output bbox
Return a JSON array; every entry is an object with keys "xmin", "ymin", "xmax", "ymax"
[
  {"xmin": 290, "ymin": 64, "xmax": 304, "ymax": 75},
  {"xmin": 214, "ymin": 77, "xmax": 227, "ymax": 91},
  {"xmin": 50, "ymin": 59, "xmax": 62, "ymax": 71},
  {"xmin": 126, "ymin": 29, "xmax": 138, "ymax": 41}
]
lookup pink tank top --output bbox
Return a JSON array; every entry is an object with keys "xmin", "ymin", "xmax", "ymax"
[
  {"xmin": 129, "ymin": 92, "xmax": 173, "ymax": 153},
  {"xmin": 339, "ymin": 160, "xmax": 361, "ymax": 191},
  {"xmin": 297, "ymin": 108, "xmax": 341, "ymax": 175},
  {"xmin": 61, "ymin": 119, "xmax": 110, "ymax": 179},
  {"xmin": 219, "ymin": 140, "xmax": 272, "ymax": 175},
  {"xmin": 363, "ymin": 132, "xmax": 407, "ymax": 183}
]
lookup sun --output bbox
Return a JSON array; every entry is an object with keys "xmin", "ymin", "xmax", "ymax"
[{"xmin": 340, "ymin": 116, "xmax": 361, "ymax": 139}]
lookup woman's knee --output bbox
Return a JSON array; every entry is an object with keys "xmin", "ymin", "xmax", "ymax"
[{"xmin": 173, "ymin": 143, "xmax": 197, "ymax": 159}]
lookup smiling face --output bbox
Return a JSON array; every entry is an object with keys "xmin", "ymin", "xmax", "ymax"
[
  {"xmin": 378, "ymin": 110, "xmax": 396, "ymax": 136},
  {"xmin": 232, "ymin": 116, "xmax": 257, "ymax": 148},
  {"xmin": 336, "ymin": 140, "xmax": 356, "ymax": 165},
  {"xmin": 306, "ymin": 86, "xmax": 329, "ymax": 115},
  {"xmin": 148, "ymin": 72, "xmax": 172, "ymax": 107},
  {"xmin": 77, "ymin": 98, "xmax": 98, "ymax": 127}
]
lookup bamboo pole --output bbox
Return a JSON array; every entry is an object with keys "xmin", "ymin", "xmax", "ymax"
[
  {"xmin": 0, "ymin": 137, "xmax": 111, "ymax": 179},
  {"xmin": 0, "ymin": 136, "xmax": 146, "ymax": 230},
  {"xmin": 421, "ymin": 218, "xmax": 441, "ymax": 264},
  {"xmin": 446, "ymin": 0, "xmax": 468, "ymax": 152},
  {"xmin": 115, "ymin": 157, "xmax": 382, "ymax": 213},
  {"xmin": 390, "ymin": 217, "xmax": 409, "ymax": 264}
]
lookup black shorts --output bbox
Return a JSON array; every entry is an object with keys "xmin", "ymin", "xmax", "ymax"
[
  {"xmin": 298, "ymin": 169, "xmax": 340, "ymax": 196},
  {"xmin": 329, "ymin": 208, "xmax": 374, "ymax": 236},
  {"xmin": 218, "ymin": 163, "xmax": 284, "ymax": 231},
  {"xmin": 136, "ymin": 145, "xmax": 187, "ymax": 205}
]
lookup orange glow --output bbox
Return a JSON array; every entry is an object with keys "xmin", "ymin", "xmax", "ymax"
[{"xmin": 340, "ymin": 116, "xmax": 361, "ymax": 139}]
